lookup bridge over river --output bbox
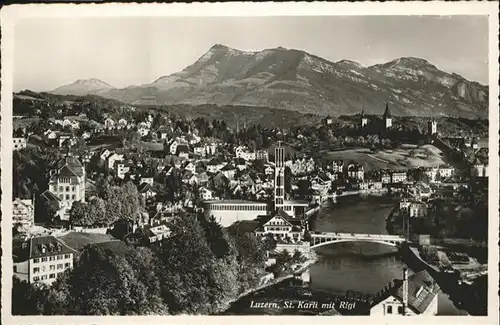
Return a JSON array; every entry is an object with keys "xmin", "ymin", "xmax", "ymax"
[{"xmin": 310, "ymin": 232, "xmax": 406, "ymax": 248}]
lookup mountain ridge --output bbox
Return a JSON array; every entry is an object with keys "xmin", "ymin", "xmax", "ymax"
[{"xmin": 47, "ymin": 44, "xmax": 488, "ymax": 118}]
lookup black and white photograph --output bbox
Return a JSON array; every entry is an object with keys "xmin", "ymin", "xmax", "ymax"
[{"xmin": 1, "ymin": 2, "xmax": 498, "ymax": 323}]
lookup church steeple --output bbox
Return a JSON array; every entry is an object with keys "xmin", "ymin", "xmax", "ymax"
[
  {"xmin": 383, "ymin": 103, "xmax": 392, "ymax": 129},
  {"xmin": 383, "ymin": 103, "xmax": 391, "ymax": 119},
  {"xmin": 361, "ymin": 110, "xmax": 368, "ymax": 128}
]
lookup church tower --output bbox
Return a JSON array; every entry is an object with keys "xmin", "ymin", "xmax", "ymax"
[
  {"xmin": 361, "ymin": 110, "xmax": 368, "ymax": 128},
  {"xmin": 383, "ymin": 103, "xmax": 392, "ymax": 129},
  {"xmin": 428, "ymin": 117, "xmax": 437, "ymax": 135},
  {"xmin": 274, "ymin": 141, "xmax": 285, "ymax": 210}
]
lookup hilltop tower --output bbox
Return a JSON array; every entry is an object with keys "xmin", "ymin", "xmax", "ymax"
[
  {"xmin": 428, "ymin": 117, "xmax": 437, "ymax": 135},
  {"xmin": 274, "ymin": 141, "xmax": 285, "ymax": 210},
  {"xmin": 383, "ymin": 103, "xmax": 392, "ymax": 129},
  {"xmin": 361, "ymin": 110, "xmax": 368, "ymax": 128}
]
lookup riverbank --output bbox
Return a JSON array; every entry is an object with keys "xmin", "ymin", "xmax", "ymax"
[{"xmin": 216, "ymin": 256, "xmax": 318, "ymax": 314}]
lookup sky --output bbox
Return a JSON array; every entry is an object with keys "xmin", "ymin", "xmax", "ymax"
[{"xmin": 13, "ymin": 15, "xmax": 489, "ymax": 92}]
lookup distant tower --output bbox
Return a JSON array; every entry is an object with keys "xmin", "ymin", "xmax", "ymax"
[
  {"xmin": 383, "ymin": 103, "xmax": 392, "ymax": 129},
  {"xmin": 361, "ymin": 110, "xmax": 368, "ymax": 128},
  {"xmin": 274, "ymin": 141, "xmax": 285, "ymax": 210},
  {"xmin": 428, "ymin": 117, "xmax": 437, "ymax": 135}
]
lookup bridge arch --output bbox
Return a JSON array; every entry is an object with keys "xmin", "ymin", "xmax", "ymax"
[{"xmin": 310, "ymin": 239, "xmax": 401, "ymax": 249}]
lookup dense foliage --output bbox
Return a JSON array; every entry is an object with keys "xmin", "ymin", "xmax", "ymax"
[{"xmin": 12, "ymin": 213, "xmax": 273, "ymax": 315}]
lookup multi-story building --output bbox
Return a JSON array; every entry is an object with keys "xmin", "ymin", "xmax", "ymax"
[
  {"xmin": 254, "ymin": 209, "xmax": 305, "ymax": 242},
  {"xmin": 13, "ymin": 235, "xmax": 76, "ymax": 286},
  {"xmin": 391, "ymin": 171, "xmax": 407, "ymax": 183},
  {"xmin": 202, "ymin": 200, "xmax": 269, "ymax": 227},
  {"xmin": 348, "ymin": 164, "xmax": 364, "ymax": 181},
  {"xmin": 13, "ymin": 137, "xmax": 27, "ymax": 150},
  {"xmin": 44, "ymin": 155, "xmax": 86, "ymax": 220},
  {"xmin": 332, "ymin": 160, "xmax": 344, "ymax": 173},
  {"xmin": 13, "ymin": 198, "xmax": 34, "ymax": 231}
]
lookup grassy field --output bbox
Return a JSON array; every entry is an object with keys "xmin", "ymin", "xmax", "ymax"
[
  {"xmin": 58, "ymin": 232, "xmax": 116, "ymax": 252},
  {"xmin": 13, "ymin": 117, "xmax": 41, "ymax": 130},
  {"xmin": 324, "ymin": 144, "xmax": 446, "ymax": 171}
]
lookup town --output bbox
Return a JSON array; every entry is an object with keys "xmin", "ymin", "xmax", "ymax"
[{"xmin": 11, "ymin": 92, "xmax": 488, "ymax": 316}]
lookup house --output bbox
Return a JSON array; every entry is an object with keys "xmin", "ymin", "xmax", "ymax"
[
  {"xmin": 381, "ymin": 173, "xmax": 391, "ymax": 184},
  {"xmin": 332, "ymin": 160, "xmax": 344, "ymax": 173},
  {"xmin": 265, "ymin": 165, "xmax": 274, "ymax": 176},
  {"xmin": 44, "ymin": 129, "xmax": 58, "ymax": 140},
  {"xmin": 254, "ymin": 209, "xmax": 305, "ymax": 242},
  {"xmin": 235, "ymin": 158, "xmax": 247, "ymax": 171},
  {"xmin": 347, "ymin": 164, "xmax": 364, "ymax": 181},
  {"xmin": 58, "ymin": 134, "xmax": 76, "ymax": 148},
  {"xmin": 212, "ymin": 172, "xmax": 230, "ymax": 189},
  {"xmin": 106, "ymin": 153, "xmax": 124, "ymax": 171},
  {"xmin": 183, "ymin": 162, "xmax": 197, "ymax": 174},
  {"xmin": 359, "ymin": 181, "xmax": 383, "ymax": 191},
  {"xmin": 13, "ymin": 198, "xmax": 34, "ymax": 231},
  {"xmin": 391, "ymin": 171, "xmax": 407, "ymax": 183},
  {"xmin": 140, "ymin": 177, "xmax": 154, "ymax": 186},
  {"xmin": 13, "ymin": 236, "xmax": 76, "ymax": 285},
  {"xmin": 221, "ymin": 163, "xmax": 237, "ymax": 180},
  {"xmin": 181, "ymin": 171, "xmax": 198, "ymax": 186},
  {"xmin": 197, "ymin": 172, "xmax": 210, "ymax": 185},
  {"xmin": 137, "ymin": 222, "xmax": 172, "ymax": 245},
  {"xmin": 207, "ymin": 158, "xmax": 226, "ymax": 174},
  {"xmin": 370, "ymin": 269, "xmax": 440, "ymax": 316},
  {"xmin": 13, "ymin": 137, "xmax": 27, "ymax": 150},
  {"xmin": 138, "ymin": 183, "xmax": 157, "ymax": 200},
  {"xmin": 99, "ymin": 148, "xmax": 112, "ymax": 161},
  {"xmin": 169, "ymin": 140, "xmax": 180, "ymax": 155},
  {"xmin": 193, "ymin": 145, "xmax": 207, "ymax": 157},
  {"xmin": 409, "ymin": 201, "xmax": 428, "ymax": 218},
  {"xmin": 104, "ymin": 118, "xmax": 115, "ymax": 130},
  {"xmin": 176, "ymin": 144, "xmax": 190, "ymax": 159},
  {"xmin": 199, "ymin": 187, "xmax": 214, "ymax": 201},
  {"xmin": 115, "ymin": 161, "xmax": 132, "ymax": 179},
  {"xmin": 255, "ymin": 150, "xmax": 269, "ymax": 162}
]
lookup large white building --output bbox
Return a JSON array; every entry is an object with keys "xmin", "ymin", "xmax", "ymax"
[
  {"xmin": 13, "ymin": 198, "xmax": 34, "ymax": 231},
  {"xmin": 43, "ymin": 155, "xmax": 86, "ymax": 221},
  {"xmin": 202, "ymin": 200, "xmax": 269, "ymax": 227},
  {"xmin": 254, "ymin": 209, "xmax": 305, "ymax": 242},
  {"xmin": 13, "ymin": 235, "xmax": 76, "ymax": 286}
]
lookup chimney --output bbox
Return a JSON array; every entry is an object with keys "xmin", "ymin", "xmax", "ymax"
[{"xmin": 402, "ymin": 268, "xmax": 408, "ymax": 315}]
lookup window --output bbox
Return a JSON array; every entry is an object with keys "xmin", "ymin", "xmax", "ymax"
[
  {"xmin": 49, "ymin": 265, "xmax": 55, "ymax": 271},
  {"xmin": 72, "ymin": 186, "xmax": 76, "ymax": 192},
  {"xmin": 49, "ymin": 256, "xmax": 55, "ymax": 261},
  {"xmin": 41, "ymin": 275, "xmax": 47, "ymax": 280},
  {"xmin": 13, "ymin": 266, "xmax": 17, "ymax": 272},
  {"xmin": 49, "ymin": 273, "xmax": 56, "ymax": 279},
  {"xmin": 398, "ymin": 306, "xmax": 404, "ymax": 315},
  {"xmin": 66, "ymin": 186, "xmax": 70, "ymax": 192},
  {"xmin": 33, "ymin": 258, "xmax": 39, "ymax": 263},
  {"xmin": 65, "ymin": 194, "xmax": 70, "ymax": 200},
  {"xmin": 59, "ymin": 194, "xmax": 63, "ymax": 200},
  {"xmin": 387, "ymin": 306, "xmax": 393, "ymax": 314},
  {"xmin": 57, "ymin": 264, "xmax": 63, "ymax": 270},
  {"xmin": 64, "ymin": 254, "xmax": 71, "ymax": 259},
  {"xmin": 41, "ymin": 257, "xmax": 47, "ymax": 262},
  {"xmin": 33, "ymin": 276, "xmax": 40, "ymax": 281},
  {"xmin": 64, "ymin": 263, "xmax": 70, "ymax": 268},
  {"xmin": 72, "ymin": 195, "xmax": 76, "ymax": 200},
  {"xmin": 57, "ymin": 255, "xmax": 63, "ymax": 260}
]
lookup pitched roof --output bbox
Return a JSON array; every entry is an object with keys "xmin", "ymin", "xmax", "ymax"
[
  {"xmin": 393, "ymin": 270, "xmax": 440, "ymax": 314},
  {"xmin": 13, "ymin": 235, "xmax": 76, "ymax": 263},
  {"xmin": 138, "ymin": 183, "xmax": 154, "ymax": 193}
]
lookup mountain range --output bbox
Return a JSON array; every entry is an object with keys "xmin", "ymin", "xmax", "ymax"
[{"xmin": 48, "ymin": 44, "xmax": 489, "ymax": 118}]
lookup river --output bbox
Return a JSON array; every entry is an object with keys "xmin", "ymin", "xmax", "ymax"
[{"xmin": 225, "ymin": 195, "xmax": 464, "ymax": 315}]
